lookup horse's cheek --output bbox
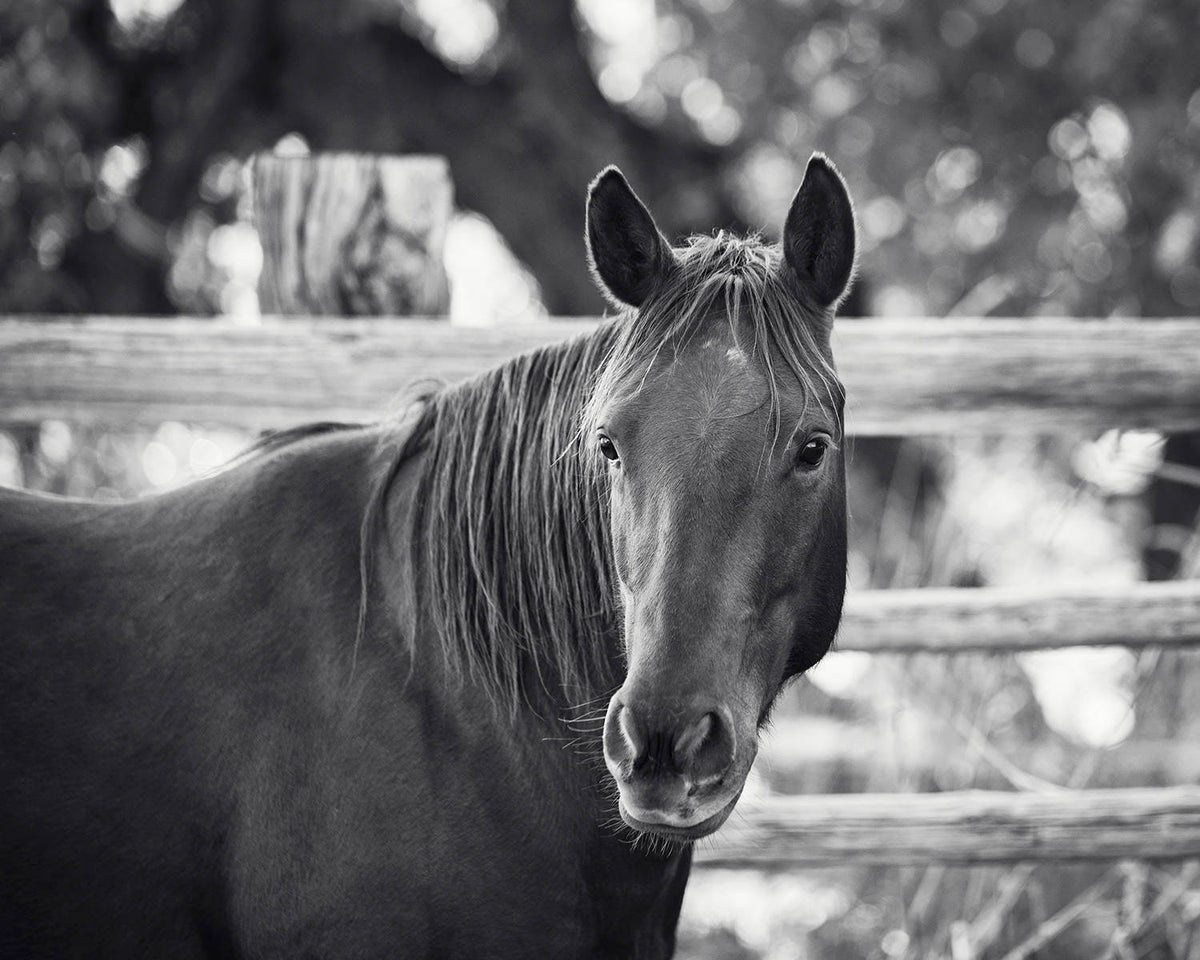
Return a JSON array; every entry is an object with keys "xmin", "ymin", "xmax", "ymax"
[
  {"xmin": 609, "ymin": 500, "xmax": 633, "ymax": 587},
  {"xmin": 609, "ymin": 478, "xmax": 656, "ymax": 592}
]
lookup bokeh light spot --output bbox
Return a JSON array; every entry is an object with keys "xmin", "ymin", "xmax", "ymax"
[
  {"xmin": 38, "ymin": 421, "xmax": 73, "ymax": 465},
  {"xmin": 807, "ymin": 650, "xmax": 872, "ymax": 698},
  {"xmin": 108, "ymin": 0, "xmax": 184, "ymax": 29},
  {"xmin": 598, "ymin": 61, "xmax": 643, "ymax": 104},
  {"xmin": 1048, "ymin": 117, "xmax": 1089, "ymax": 161},
  {"xmin": 1014, "ymin": 28, "xmax": 1054, "ymax": 68},
  {"xmin": 862, "ymin": 195, "xmax": 906, "ymax": 242},
  {"xmin": 445, "ymin": 212, "xmax": 544, "ymax": 326},
  {"xmin": 680, "ymin": 77, "xmax": 724, "ymax": 123},
  {"xmin": 811, "ymin": 73, "xmax": 862, "ymax": 118},
  {"xmin": 188, "ymin": 438, "xmax": 228, "ymax": 476},
  {"xmin": 939, "ymin": 9, "xmax": 979, "ymax": 48},
  {"xmin": 141, "ymin": 441, "xmax": 178, "ymax": 488},
  {"xmin": 1088, "ymin": 102, "xmax": 1131, "ymax": 162},
  {"xmin": 412, "ymin": 0, "xmax": 499, "ymax": 69}
]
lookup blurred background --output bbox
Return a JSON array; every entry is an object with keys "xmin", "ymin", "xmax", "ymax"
[{"xmin": 3, "ymin": 0, "xmax": 1200, "ymax": 956}]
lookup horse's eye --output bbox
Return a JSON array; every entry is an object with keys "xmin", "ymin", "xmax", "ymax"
[
  {"xmin": 597, "ymin": 435, "xmax": 620, "ymax": 462},
  {"xmin": 796, "ymin": 437, "xmax": 828, "ymax": 469}
]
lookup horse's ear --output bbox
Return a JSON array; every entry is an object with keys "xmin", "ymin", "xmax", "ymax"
[
  {"xmin": 781, "ymin": 153, "xmax": 857, "ymax": 309},
  {"xmin": 586, "ymin": 167, "xmax": 675, "ymax": 309}
]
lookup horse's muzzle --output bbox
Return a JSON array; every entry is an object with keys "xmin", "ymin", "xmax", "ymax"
[{"xmin": 602, "ymin": 694, "xmax": 742, "ymax": 838}]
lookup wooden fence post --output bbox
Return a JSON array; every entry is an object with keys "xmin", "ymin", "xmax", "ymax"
[{"xmin": 252, "ymin": 153, "xmax": 452, "ymax": 317}]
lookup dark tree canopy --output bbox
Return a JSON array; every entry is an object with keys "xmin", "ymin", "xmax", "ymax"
[
  {"xmin": 0, "ymin": 0, "xmax": 735, "ymax": 315},
  {"xmin": 1, "ymin": 0, "xmax": 1198, "ymax": 317}
]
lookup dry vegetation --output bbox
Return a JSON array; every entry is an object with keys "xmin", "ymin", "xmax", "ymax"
[{"xmin": 676, "ymin": 434, "xmax": 1200, "ymax": 960}]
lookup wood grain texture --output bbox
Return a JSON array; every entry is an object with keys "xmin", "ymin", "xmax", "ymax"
[
  {"xmin": 253, "ymin": 154, "xmax": 452, "ymax": 316},
  {"xmin": 695, "ymin": 787, "xmax": 1200, "ymax": 867},
  {"xmin": 758, "ymin": 717, "xmax": 1200, "ymax": 792},
  {"xmin": 838, "ymin": 580, "xmax": 1200, "ymax": 652},
  {"xmin": 2, "ymin": 317, "xmax": 1200, "ymax": 433}
]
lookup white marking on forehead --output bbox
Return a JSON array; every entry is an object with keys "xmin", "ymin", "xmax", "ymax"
[
  {"xmin": 701, "ymin": 336, "xmax": 719, "ymax": 349},
  {"xmin": 724, "ymin": 346, "xmax": 749, "ymax": 366}
]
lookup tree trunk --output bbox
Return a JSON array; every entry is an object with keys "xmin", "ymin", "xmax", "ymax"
[{"xmin": 253, "ymin": 153, "xmax": 452, "ymax": 316}]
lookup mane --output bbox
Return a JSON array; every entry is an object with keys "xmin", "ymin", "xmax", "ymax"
[
  {"xmin": 371, "ymin": 232, "xmax": 844, "ymax": 716},
  {"xmin": 400, "ymin": 327, "xmax": 623, "ymax": 714}
]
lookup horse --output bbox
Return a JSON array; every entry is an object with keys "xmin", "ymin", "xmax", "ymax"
[{"xmin": 0, "ymin": 152, "xmax": 856, "ymax": 959}]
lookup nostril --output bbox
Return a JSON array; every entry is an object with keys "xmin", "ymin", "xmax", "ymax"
[
  {"xmin": 619, "ymin": 704, "xmax": 645, "ymax": 758},
  {"xmin": 606, "ymin": 697, "xmax": 737, "ymax": 786},
  {"xmin": 603, "ymin": 698, "xmax": 646, "ymax": 777},
  {"xmin": 672, "ymin": 712, "xmax": 714, "ymax": 768},
  {"xmin": 673, "ymin": 707, "xmax": 734, "ymax": 785}
]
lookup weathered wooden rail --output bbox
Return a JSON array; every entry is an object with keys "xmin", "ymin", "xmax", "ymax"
[
  {"xmin": 839, "ymin": 580, "xmax": 1200, "ymax": 653},
  {"xmin": 3, "ymin": 316, "xmax": 1200, "ymax": 435},
  {"xmin": 697, "ymin": 787, "xmax": 1200, "ymax": 867}
]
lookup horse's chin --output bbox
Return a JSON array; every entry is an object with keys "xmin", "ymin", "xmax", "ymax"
[{"xmin": 617, "ymin": 790, "xmax": 742, "ymax": 842}]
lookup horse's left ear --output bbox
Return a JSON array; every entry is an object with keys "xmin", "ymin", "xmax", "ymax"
[
  {"xmin": 781, "ymin": 153, "xmax": 857, "ymax": 309},
  {"xmin": 586, "ymin": 166, "xmax": 676, "ymax": 309}
]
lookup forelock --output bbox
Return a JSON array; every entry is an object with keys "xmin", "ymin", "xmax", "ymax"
[{"xmin": 584, "ymin": 231, "xmax": 845, "ymax": 444}]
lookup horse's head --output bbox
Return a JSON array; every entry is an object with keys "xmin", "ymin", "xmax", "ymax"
[{"xmin": 584, "ymin": 154, "xmax": 854, "ymax": 840}]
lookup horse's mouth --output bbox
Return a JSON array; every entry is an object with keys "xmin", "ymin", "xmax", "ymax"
[{"xmin": 618, "ymin": 791, "xmax": 742, "ymax": 842}]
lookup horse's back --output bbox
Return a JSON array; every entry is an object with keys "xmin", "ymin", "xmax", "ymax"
[{"xmin": 0, "ymin": 428, "xmax": 382, "ymax": 958}]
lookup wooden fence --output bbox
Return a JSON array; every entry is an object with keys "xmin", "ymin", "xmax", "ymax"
[
  {"xmin": 4, "ymin": 152, "xmax": 1200, "ymax": 868},
  {"xmin": 4, "ymin": 314, "xmax": 1200, "ymax": 867}
]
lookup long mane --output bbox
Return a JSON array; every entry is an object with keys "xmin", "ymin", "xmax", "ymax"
[
  {"xmin": 370, "ymin": 232, "xmax": 844, "ymax": 715},
  {"xmin": 403, "ymin": 327, "xmax": 623, "ymax": 711}
]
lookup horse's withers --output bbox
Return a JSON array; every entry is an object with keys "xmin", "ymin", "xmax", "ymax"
[{"xmin": 585, "ymin": 155, "xmax": 856, "ymax": 840}]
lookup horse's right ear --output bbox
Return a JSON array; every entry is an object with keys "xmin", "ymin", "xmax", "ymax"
[{"xmin": 585, "ymin": 167, "xmax": 675, "ymax": 309}]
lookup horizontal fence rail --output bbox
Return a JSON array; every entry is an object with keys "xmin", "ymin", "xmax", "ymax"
[
  {"xmin": 4, "ymin": 317, "xmax": 1200, "ymax": 434},
  {"xmin": 696, "ymin": 787, "xmax": 1200, "ymax": 867},
  {"xmin": 758, "ymin": 718, "xmax": 1200, "ymax": 787},
  {"xmin": 838, "ymin": 580, "xmax": 1200, "ymax": 652}
]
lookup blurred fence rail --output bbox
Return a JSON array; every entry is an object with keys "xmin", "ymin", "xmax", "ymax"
[
  {"xmin": 697, "ymin": 787, "xmax": 1200, "ymax": 867},
  {"xmin": 840, "ymin": 580, "xmax": 1200, "ymax": 652},
  {"xmin": 3, "ymin": 316, "xmax": 1200, "ymax": 434}
]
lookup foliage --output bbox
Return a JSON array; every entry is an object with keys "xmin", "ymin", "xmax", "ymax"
[
  {"xmin": 3, "ymin": 0, "xmax": 1199, "ymax": 316},
  {"xmin": 591, "ymin": 0, "xmax": 1200, "ymax": 318}
]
